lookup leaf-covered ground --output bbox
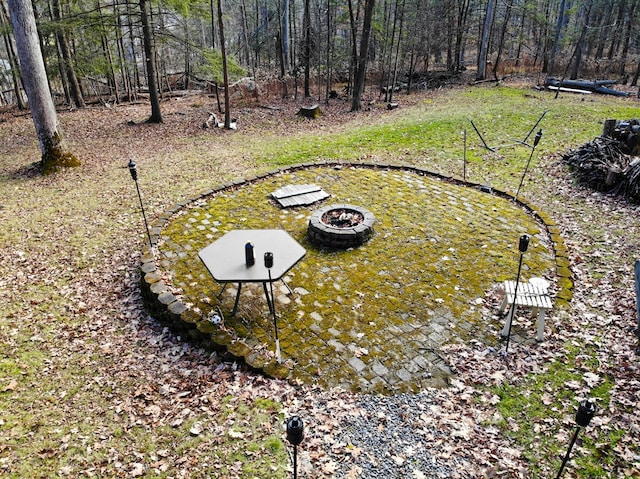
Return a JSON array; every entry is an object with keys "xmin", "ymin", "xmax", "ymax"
[{"xmin": 0, "ymin": 83, "xmax": 638, "ymax": 478}]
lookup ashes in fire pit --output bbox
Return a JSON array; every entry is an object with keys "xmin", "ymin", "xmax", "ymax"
[{"xmin": 308, "ymin": 203, "xmax": 375, "ymax": 248}]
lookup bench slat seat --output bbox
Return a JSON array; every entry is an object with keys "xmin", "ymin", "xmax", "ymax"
[{"xmin": 500, "ymin": 280, "xmax": 553, "ymax": 341}]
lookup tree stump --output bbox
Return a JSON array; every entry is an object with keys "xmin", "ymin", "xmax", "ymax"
[
  {"xmin": 296, "ymin": 104, "xmax": 322, "ymax": 119},
  {"xmin": 602, "ymin": 119, "xmax": 617, "ymax": 138}
]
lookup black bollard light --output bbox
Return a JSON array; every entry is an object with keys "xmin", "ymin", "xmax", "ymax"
[
  {"xmin": 264, "ymin": 252, "xmax": 281, "ymax": 363},
  {"xmin": 515, "ymin": 129, "xmax": 543, "ymax": 202},
  {"xmin": 503, "ymin": 234, "xmax": 530, "ymax": 355},
  {"xmin": 127, "ymin": 159, "xmax": 152, "ymax": 248},
  {"xmin": 555, "ymin": 399, "xmax": 597, "ymax": 479},
  {"xmin": 286, "ymin": 416, "xmax": 304, "ymax": 479}
]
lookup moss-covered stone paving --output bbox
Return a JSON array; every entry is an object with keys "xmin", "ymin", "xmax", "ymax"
[{"xmin": 151, "ymin": 165, "xmax": 558, "ymax": 394}]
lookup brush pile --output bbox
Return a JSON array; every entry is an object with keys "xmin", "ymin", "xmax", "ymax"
[{"xmin": 562, "ymin": 119, "xmax": 640, "ymax": 202}]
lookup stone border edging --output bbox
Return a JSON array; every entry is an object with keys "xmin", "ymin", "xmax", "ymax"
[{"xmin": 139, "ymin": 161, "xmax": 573, "ymax": 381}]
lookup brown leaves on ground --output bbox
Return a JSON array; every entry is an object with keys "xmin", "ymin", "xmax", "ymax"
[{"xmin": 0, "ymin": 86, "xmax": 639, "ymax": 478}]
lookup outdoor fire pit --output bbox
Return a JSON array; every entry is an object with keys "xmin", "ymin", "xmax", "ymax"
[{"xmin": 308, "ymin": 203, "xmax": 375, "ymax": 248}]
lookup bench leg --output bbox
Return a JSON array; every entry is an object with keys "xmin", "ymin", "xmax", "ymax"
[
  {"xmin": 536, "ymin": 309, "xmax": 547, "ymax": 342},
  {"xmin": 499, "ymin": 296, "xmax": 508, "ymax": 314},
  {"xmin": 501, "ymin": 305, "xmax": 515, "ymax": 338}
]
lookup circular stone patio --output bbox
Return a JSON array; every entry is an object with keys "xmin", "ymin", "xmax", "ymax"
[{"xmin": 142, "ymin": 163, "xmax": 568, "ymax": 394}]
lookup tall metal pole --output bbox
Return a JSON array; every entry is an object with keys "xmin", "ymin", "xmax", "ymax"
[
  {"xmin": 463, "ymin": 129, "xmax": 467, "ymax": 182},
  {"xmin": 265, "ymin": 252, "xmax": 281, "ymax": 363},
  {"xmin": 504, "ymin": 234, "xmax": 530, "ymax": 355},
  {"xmin": 128, "ymin": 159, "xmax": 152, "ymax": 249},
  {"xmin": 555, "ymin": 426, "xmax": 581, "ymax": 479},
  {"xmin": 293, "ymin": 444, "xmax": 298, "ymax": 479},
  {"xmin": 515, "ymin": 129, "xmax": 542, "ymax": 201}
]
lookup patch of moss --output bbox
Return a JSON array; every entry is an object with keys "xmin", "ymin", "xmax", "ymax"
[{"xmin": 156, "ymin": 165, "xmax": 560, "ymax": 393}]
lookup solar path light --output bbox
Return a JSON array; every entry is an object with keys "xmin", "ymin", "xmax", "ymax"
[
  {"xmin": 286, "ymin": 416, "xmax": 304, "ymax": 479},
  {"xmin": 127, "ymin": 159, "xmax": 152, "ymax": 248}
]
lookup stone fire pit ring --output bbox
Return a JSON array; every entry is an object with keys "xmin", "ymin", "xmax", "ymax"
[{"xmin": 308, "ymin": 203, "xmax": 375, "ymax": 248}]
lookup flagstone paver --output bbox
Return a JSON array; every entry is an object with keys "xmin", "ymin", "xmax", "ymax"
[{"xmin": 143, "ymin": 163, "xmax": 565, "ymax": 394}]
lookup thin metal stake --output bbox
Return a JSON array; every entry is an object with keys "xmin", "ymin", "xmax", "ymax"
[
  {"xmin": 293, "ymin": 444, "xmax": 298, "ymax": 479},
  {"xmin": 268, "ymin": 268, "xmax": 281, "ymax": 363},
  {"xmin": 504, "ymin": 251, "xmax": 524, "ymax": 355},
  {"xmin": 555, "ymin": 426, "xmax": 581, "ymax": 479},
  {"xmin": 463, "ymin": 129, "xmax": 467, "ymax": 182},
  {"xmin": 515, "ymin": 129, "xmax": 542, "ymax": 202},
  {"xmin": 134, "ymin": 178, "xmax": 152, "ymax": 248}
]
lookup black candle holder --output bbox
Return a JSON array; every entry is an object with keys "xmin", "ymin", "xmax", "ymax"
[
  {"xmin": 286, "ymin": 416, "xmax": 304, "ymax": 479},
  {"xmin": 555, "ymin": 399, "xmax": 596, "ymax": 479}
]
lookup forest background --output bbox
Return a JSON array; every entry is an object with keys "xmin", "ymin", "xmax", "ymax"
[{"xmin": 1, "ymin": 0, "xmax": 640, "ymax": 117}]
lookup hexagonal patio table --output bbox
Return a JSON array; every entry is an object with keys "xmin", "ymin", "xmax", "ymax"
[{"xmin": 198, "ymin": 229, "xmax": 306, "ymax": 316}]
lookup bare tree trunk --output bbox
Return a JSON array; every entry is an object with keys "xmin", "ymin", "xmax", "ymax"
[
  {"xmin": 546, "ymin": 0, "xmax": 567, "ymax": 79},
  {"xmin": 303, "ymin": 0, "xmax": 311, "ymax": 97},
  {"xmin": 217, "ymin": 0, "xmax": 231, "ymax": 129},
  {"xmin": 351, "ymin": 0, "xmax": 375, "ymax": 112},
  {"xmin": 569, "ymin": 1, "xmax": 591, "ymax": 80},
  {"xmin": 389, "ymin": 0, "xmax": 406, "ymax": 103},
  {"xmin": 96, "ymin": 0, "xmax": 119, "ymax": 102},
  {"xmin": 619, "ymin": 0, "xmax": 638, "ymax": 78},
  {"xmin": 7, "ymin": 0, "xmax": 78, "ymax": 172},
  {"xmin": 51, "ymin": 0, "xmax": 85, "ymax": 108},
  {"xmin": 276, "ymin": 0, "xmax": 288, "ymax": 97},
  {"xmin": 0, "ymin": 0, "xmax": 27, "ymax": 109},
  {"xmin": 492, "ymin": 0, "xmax": 512, "ymax": 79},
  {"xmin": 140, "ymin": 0, "xmax": 162, "ymax": 123},
  {"xmin": 476, "ymin": 0, "xmax": 496, "ymax": 81}
]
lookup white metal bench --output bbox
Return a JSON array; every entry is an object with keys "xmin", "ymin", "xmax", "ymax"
[{"xmin": 500, "ymin": 279, "xmax": 553, "ymax": 341}]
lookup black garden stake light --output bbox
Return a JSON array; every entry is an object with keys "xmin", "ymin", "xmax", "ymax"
[
  {"xmin": 286, "ymin": 416, "xmax": 304, "ymax": 479},
  {"xmin": 504, "ymin": 234, "xmax": 530, "ymax": 355},
  {"xmin": 555, "ymin": 399, "xmax": 597, "ymax": 479},
  {"xmin": 127, "ymin": 159, "xmax": 152, "ymax": 248},
  {"xmin": 264, "ymin": 252, "xmax": 281, "ymax": 363},
  {"xmin": 515, "ymin": 129, "xmax": 543, "ymax": 202}
]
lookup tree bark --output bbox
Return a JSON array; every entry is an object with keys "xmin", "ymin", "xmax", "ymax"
[
  {"xmin": 351, "ymin": 0, "xmax": 376, "ymax": 112},
  {"xmin": 140, "ymin": 0, "xmax": 162, "ymax": 123},
  {"xmin": 476, "ymin": 0, "xmax": 496, "ymax": 81},
  {"xmin": 51, "ymin": 0, "xmax": 85, "ymax": 108},
  {"xmin": 303, "ymin": 0, "xmax": 311, "ymax": 97},
  {"xmin": 0, "ymin": 0, "xmax": 27, "ymax": 109},
  {"xmin": 7, "ymin": 0, "xmax": 78, "ymax": 171},
  {"xmin": 217, "ymin": 0, "xmax": 231, "ymax": 129},
  {"xmin": 547, "ymin": 0, "xmax": 567, "ymax": 79}
]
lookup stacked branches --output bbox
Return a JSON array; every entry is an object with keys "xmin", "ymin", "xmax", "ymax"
[{"xmin": 563, "ymin": 119, "xmax": 640, "ymax": 203}]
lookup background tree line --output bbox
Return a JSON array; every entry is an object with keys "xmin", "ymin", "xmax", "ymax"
[{"xmin": 1, "ymin": 0, "xmax": 639, "ymax": 113}]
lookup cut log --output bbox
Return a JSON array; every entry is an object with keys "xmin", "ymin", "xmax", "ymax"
[
  {"xmin": 296, "ymin": 104, "xmax": 322, "ymax": 119},
  {"xmin": 545, "ymin": 78, "xmax": 630, "ymax": 97},
  {"xmin": 546, "ymin": 85, "xmax": 592, "ymax": 95},
  {"xmin": 602, "ymin": 119, "xmax": 617, "ymax": 138}
]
